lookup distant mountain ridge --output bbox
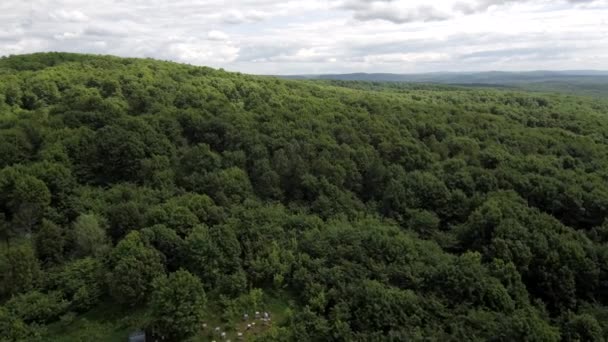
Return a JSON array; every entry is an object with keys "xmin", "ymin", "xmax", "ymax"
[
  {"xmin": 281, "ymin": 70, "xmax": 608, "ymax": 83},
  {"xmin": 279, "ymin": 70, "xmax": 608, "ymax": 97}
]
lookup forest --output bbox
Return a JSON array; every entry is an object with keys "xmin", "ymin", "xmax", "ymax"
[
  {"xmin": 1, "ymin": 52, "xmax": 608, "ymax": 341},
  {"xmin": 285, "ymin": 71, "xmax": 608, "ymax": 98}
]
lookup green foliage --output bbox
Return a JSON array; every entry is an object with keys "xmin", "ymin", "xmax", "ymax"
[
  {"xmin": 5, "ymin": 290, "xmax": 69, "ymax": 324},
  {"xmin": 0, "ymin": 128, "xmax": 33, "ymax": 168},
  {"xmin": 140, "ymin": 225, "xmax": 186, "ymax": 271},
  {"xmin": 561, "ymin": 313, "xmax": 604, "ymax": 342},
  {"xmin": 144, "ymin": 203, "xmax": 199, "ymax": 237},
  {"xmin": 0, "ymin": 306, "xmax": 40, "ymax": 341},
  {"xmin": 185, "ymin": 225, "xmax": 244, "ymax": 295},
  {"xmin": 0, "ymin": 168, "xmax": 51, "ymax": 235},
  {"xmin": 47, "ymin": 257, "xmax": 106, "ymax": 311},
  {"xmin": 108, "ymin": 231, "xmax": 165, "ymax": 306},
  {"xmin": 0, "ymin": 242, "xmax": 41, "ymax": 297},
  {"xmin": 148, "ymin": 270, "xmax": 206, "ymax": 340},
  {"xmin": 220, "ymin": 288, "xmax": 265, "ymax": 322},
  {"xmin": 2, "ymin": 53, "xmax": 608, "ymax": 340},
  {"xmin": 106, "ymin": 201, "xmax": 145, "ymax": 242},
  {"xmin": 91, "ymin": 125, "xmax": 146, "ymax": 184},
  {"xmin": 71, "ymin": 214, "xmax": 110, "ymax": 258},
  {"xmin": 34, "ymin": 220, "xmax": 66, "ymax": 265}
]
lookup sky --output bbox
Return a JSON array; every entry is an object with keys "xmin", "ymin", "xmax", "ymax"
[{"xmin": 1, "ymin": 0, "xmax": 607, "ymax": 74}]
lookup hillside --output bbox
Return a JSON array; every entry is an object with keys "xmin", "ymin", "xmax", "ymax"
[
  {"xmin": 1, "ymin": 52, "xmax": 608, "ymax": 341},
  {"xmin": 282, "ymin": 71, "xmax": 608, "ymax": 98}
]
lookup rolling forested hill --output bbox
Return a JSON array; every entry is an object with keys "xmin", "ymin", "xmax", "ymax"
[{"xmin": 1, "ymin": 52, "xmax": 608, "ymax": 341}]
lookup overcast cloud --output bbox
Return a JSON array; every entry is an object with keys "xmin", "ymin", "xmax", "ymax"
[{"xmin": 1, "ymin": 0, "xmax": 607, "ymax": 74}]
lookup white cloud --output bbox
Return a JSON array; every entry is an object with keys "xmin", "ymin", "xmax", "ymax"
[
  {"xmin": 221, "ymin": 10, "xmax": 268, "ymax": 24},
  {"xmin": 363, "ymin": 52, "xmax": 451, "ymax": 64},
  {"xmin": 207, "ymin": 30, "xmax": 229, "ymax": 41},
  {"xmin": 340, "ymin": 0, "xmax": 604, "ymax": 23},
  {"xmin": 167, "ymin": 41, "xmax": 240, "ymax": 64},
  {"xmin": 53, "ymin": 31, "xmax": 81, "ymax": 41},
  {"xmin": 0, "ymin": 0, "xmax": 607, "ymax": 73},
  {"xmin": 49, "ymin": 9, "xmax": 89, "ymax": 22}
]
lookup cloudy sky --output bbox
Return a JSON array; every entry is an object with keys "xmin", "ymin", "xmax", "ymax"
[{"xmin": 2, "ymin": 0, "xmax": 607, "ymax": 74}]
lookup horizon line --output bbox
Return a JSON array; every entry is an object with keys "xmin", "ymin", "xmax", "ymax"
[{"xmin": 3, "ymin": 52, "xmax": 608, "ymax": 76}]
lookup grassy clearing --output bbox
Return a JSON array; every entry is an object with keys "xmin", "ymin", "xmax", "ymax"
[
  {"xmin": 43, "ymin": 300, "xmax": 148, "ymax": 342},
  {"xmin": 43, "ymin": 292, "xmax": 293, "ymax": 341},
  {"xmin": 191, "ymin": 292, "xmax": 293, "ymax": 342}
]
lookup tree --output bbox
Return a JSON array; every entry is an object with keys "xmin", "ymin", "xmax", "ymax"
[
  {"xmin": 10, "ymin": 175, "xmax": 52, "ymax": 233},
  {"xmin": 185, "ymin": 225, "xmax": 242, "ymax": 292},
  {"xmin": 106, "ymin": 202, "xmax": 145, "ymax": 242},
  {"xmin": 140, "ymin": 225, "xmax": 186, "ymax": 271},
  {"xmin": 34, "ymin": 220, "xmax": 65, "ymax": 265},
  {"xmin": 0, "ymin": 307, "xmax": 39, "ymax": 342},
  {"xmin": 405, "ymin": 209, "xmax": 440, "ymax": 238},
  {"xmin": 170, "ymin": 193, "xmax": 225, "ymax": 226},
  {"xmin": 0, "ymin": 169, "xmax": 51, "ymax": 237},
  {"xmin": 48, "ymin": 257, "xmax": 106, "ymax": 311},
  {"xmin": 199, "ymin": 167, "xmax": 254, "ymax": 205},
  {"xmin": 0, "ymin": 214, "xmax": 14, "ymax": 249},
  {"xmin": 139, "ymin": 155, "xmax": 175, "ymax": 189},
  {"xmin": 0, "ymin": 242, "xmax": 41, "ymax": 297},
  {"xmin": 108, "ymin": 231, "xmax": 164, "ymax": 306},
  {"xmin": 149, "ymin": 270, "xmax": 206, "ymax": 340},
  {"xmin": 72, "ymin": 214, "xmax": 110, "ymax": 258},
  {"xmin": 6, "ymin": 290, "xmax": 69, "ymax": 324},
  {"xmin": 0, "ymin": 129, "xmax": 33, "ymax": 168},
  {"xmin": 92, "ymin": 125, "xmax": 146, "ymax": 184},
  {"xmin": 561, "ymin": 313, "xmax": 603, "ymax": 342},
  {"xmin": 144, "ymin": 203, "xmax": 199, "ymax": 237}
]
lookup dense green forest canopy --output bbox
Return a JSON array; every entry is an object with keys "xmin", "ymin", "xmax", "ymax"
[{"xmin": 1, "ymin": 52, "xmax": 608, "ymax": 341}]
